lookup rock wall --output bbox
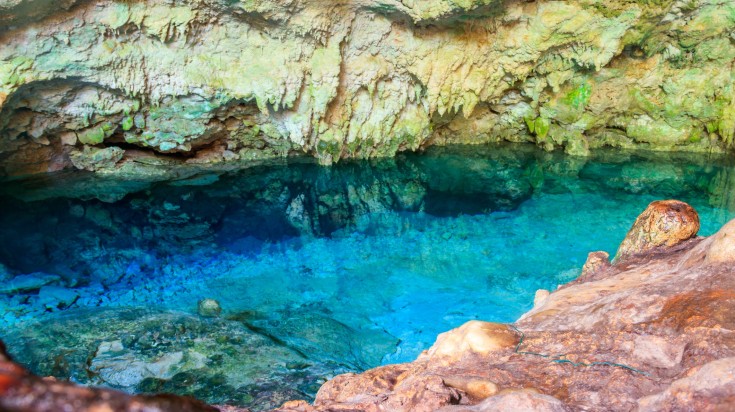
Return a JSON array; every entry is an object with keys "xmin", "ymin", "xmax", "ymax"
[{"xmin": 1, "ymin": 0, "xmax": 734, "ymax": 175}]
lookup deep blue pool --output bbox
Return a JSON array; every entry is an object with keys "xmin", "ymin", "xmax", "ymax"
[{"xmin": 1, "ymin": 144, "xmax": 733, "ymax": 409}]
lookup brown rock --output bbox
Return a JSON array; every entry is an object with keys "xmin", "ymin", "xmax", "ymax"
[
  {"xmin": 631, "ymin": 335, "xmax": 685, "ymax": 369},
  {"xmin": 614, "ymin": 200, "xmax": 699, "ymax": 262},
  {"xmin": 636, "ymin": 357, "xmax": 735, "ymax": 411},
  {"xmin": 533, "ymin": 289, "xmax": 550, "ymax": 309},
  {"xmin": 704, "ymin": 218, "xmax": 735, "ymax": 264},
  {"xmin": 277, "ymin": 400, "xmax": 315, "ymax": 411},
  {"xmin": 383, "ymin": 375, "xmax": 462, "ymax": 412},
  {"xmin": 578, "ymin": 251, "xmax": 611, "ymax": 282},
  {"xmin": 442, "ymin": 376, "xmax": 498, "ymax": 400},
  {"xmin": 425, "ymin": 321, "xmax": 518, "ymax": 362},
  {"xmin": 311, "ymin": 365, "xmax": 462, "ymax": 412},
  {"xmin": 438, "ymin": 390, "xmax": 570, "ymax": 412},
  {"xmin": 314, "ymin": 364, "xmax": 410, "ymax": 406}
]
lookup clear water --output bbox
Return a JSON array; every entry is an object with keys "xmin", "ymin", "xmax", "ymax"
[{"xmin": 1, "ymin": 144, "xmax": 734, "ymax": 409}]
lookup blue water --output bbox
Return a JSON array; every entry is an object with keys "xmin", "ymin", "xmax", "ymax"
[{"xmin": 1, "ymin": 144, "xmax": 734, "ymax": 409}]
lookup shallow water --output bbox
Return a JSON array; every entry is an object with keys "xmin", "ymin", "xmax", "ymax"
[{"xmin": 1, "ymin": 144, "xmax": 734, "ymax": 409}]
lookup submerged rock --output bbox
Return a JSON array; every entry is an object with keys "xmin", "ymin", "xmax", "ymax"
[
  {"xmin": 241, "ymin": 308, "xmax": 399, "ymax": 371},
  {"xmin": 0, "ymin": 272, "xmax": 61, "ymax": 294},
  {"xmin": 0, "ymin": 262, "xmax": 10, "ymax": 281},
  {"xmin": 197, "ymin": 298, "xmax": 222, "ymax": 317},
  {"xmin": 37, "ymin": 286, "xmax": 79, "ymax": 310},
  {"xmin": 0, "ymin": 341, "xmax": 218, "ymax": 412},
  {"xmin": 1, "ymin": 308, "xmax": 354, "ymax": 411}
]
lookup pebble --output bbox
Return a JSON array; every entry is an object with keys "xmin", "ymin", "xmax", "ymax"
[{"xmin": 197, "ymin": 299, "xmax": 222, "ymax": 317}]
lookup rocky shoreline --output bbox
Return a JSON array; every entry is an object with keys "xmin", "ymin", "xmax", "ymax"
[{"xmin": 2, "ymin": 199, "xmax": 734, "ymax": 411}]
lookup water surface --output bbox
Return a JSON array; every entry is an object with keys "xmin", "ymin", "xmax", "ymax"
[{"xmin": 1, "ymin": 144, "xmax": 734, "ymax": 409}]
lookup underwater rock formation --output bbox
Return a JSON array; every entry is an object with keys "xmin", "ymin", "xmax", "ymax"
[
  {"xmin": 0, "ymin": 341, "xmax": 218, "ymax": 412},
  {"xmin": 1, "ymin": 0, "xmax": 735, "ymax": 175},
  {"xmin": 1, "ymin": 307, "xmax": 397, "ymax": 410}
]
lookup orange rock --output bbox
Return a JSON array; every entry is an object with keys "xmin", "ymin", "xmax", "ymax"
[
  {"xmin": 425, "ymin": 321, "xmax": 518, "ymax": 361},
  {"xmin": 533, "ymin": 289, "xmax": 550, "ymax": 309},
  {"xmin": 437, "ymin": 390, "xmax": 570, "ymax": 412},
  {"xmin": 442, "ymin": 376, "xmax": 498, "ymax": 400},
  {"xmin": 704, "ymin": 218, "xmax": 735, "ymax": 264},
  {"xmin": 614, "ymin": 200, "xmax": 699, "ymax": 262},
  {"xmin": 578, "ymin": 251, "xmax": 611, "ymax": 281},
  {"xmin": 636, "ymin": 357, "xmax": 735, "ymax": 411}
]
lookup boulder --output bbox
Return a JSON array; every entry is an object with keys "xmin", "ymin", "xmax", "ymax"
[
  {"xmin": 424, "ymin": 321, "xmax": 518, "ymax": 362},
  {"xmin": 614, "ymin": 200, "xmax": 699, "ymax": 262},
  {"xmin": 578, "ymin": 251, "xmax": 611, "ymax": 281}
]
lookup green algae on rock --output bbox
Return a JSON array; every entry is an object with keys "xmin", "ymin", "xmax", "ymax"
[
  {"xmin": 2, "ymin": 308, "xmax": 396, "ymax": 410},
  {"xmin": 1, "ymin": 0, "xmax": 734, "ymax": 175}
]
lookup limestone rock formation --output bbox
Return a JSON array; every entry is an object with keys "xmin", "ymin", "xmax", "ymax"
[
  {"xmin": 422, "ymin": 321, "xmax": 518, "ymax": 361},
  {"xmin": 1, "ymin": 0, "xmax": 734, "ymax": 175}
]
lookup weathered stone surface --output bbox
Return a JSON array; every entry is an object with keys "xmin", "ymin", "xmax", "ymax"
[
  {"xmin": 69, "ymin": 146, "xmax": 125, "ymax": 171},
  {"xmin": 614, "ymin": 199, "xmax": 700, "ymax": 262},
  {"xmin": 423, "ymin": 321, "xmax": 518, "ymax": 362},
  {"xmin": 578, "ymin": 251, "xmax": 611, "ymax": 282},
  {"xmin": 703, "ymin": 218, "xmax": 735, "ymax": 264},
  {"xmin": 1, "ymin": 0, "xmax": 734, "ymax": 174},
  {"xmin": 0, "ymin": 340, "xmax": 219, "ymax": 412},
  {"xmin": 438, "ymin": 390, "xmax": 570, "ymax": 412},
  {"xmin": 637, "ymin": 357, "xmax": 735, "ymax": 411}
]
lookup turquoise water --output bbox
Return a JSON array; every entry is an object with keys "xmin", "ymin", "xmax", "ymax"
[{"xmin": 1, "ymin": 144, "xmax": 734, "ymax": 409}]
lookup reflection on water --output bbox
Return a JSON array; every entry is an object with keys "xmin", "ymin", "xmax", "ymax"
[
  {"xmin": 0, "ymin": 144, "xmax": 734, "ymax": 410},
  {"xmin": 709, "ymin": 167, "xmax": 735, "ymax": 222}
]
